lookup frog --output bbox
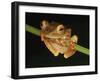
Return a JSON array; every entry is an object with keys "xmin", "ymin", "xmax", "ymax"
[{"xmin": 40, "ymin": 20, "xmax": 78, "ymax": 59}]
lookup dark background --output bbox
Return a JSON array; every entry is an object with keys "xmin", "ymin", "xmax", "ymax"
[{"xmin": 25, "ymin": 12, "xmax": 89, "ymax": 68}]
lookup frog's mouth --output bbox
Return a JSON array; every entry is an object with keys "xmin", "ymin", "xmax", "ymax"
[{"xmin": 45, "ymin": 34, "xmax": 65, "ymax": 39}]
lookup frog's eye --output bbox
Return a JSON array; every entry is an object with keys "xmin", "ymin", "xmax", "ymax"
[{"xmin": 57, "ymin": 24, "xmax": 64, "ymax": 34}]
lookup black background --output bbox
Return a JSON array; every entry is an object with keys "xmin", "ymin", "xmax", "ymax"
[{"xmin": 25, "ymin": 12, "xmax": 89, "ymax": 68}]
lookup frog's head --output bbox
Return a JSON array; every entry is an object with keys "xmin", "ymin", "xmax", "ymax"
[{"xmin": 41, "ymin": 20, "xmax": 71, "ymax": 39}]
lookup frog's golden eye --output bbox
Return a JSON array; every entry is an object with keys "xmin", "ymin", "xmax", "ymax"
[{"xmin": 57, "ymin": 24, "xmax": 64, "ymax": 34}]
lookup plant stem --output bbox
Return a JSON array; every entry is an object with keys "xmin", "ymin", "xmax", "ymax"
[
  {"xmin": 26, "ymin": 25, "xmax": 89, "ymax": 55},
  {"xmin": 26, "ymin": 25, "xmax": 40, "ymax": 36},
  {"xmin": 75, "ymin": 44, "xmax": 89, "ymax": 55}
]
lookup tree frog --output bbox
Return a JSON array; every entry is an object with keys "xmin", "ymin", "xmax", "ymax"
[{"xmin": 40, "ymin": 20, "xmax": 78, "ymax": 59}]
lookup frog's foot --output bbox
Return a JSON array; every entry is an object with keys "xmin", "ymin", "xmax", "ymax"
[
  {"xmin": 64, "ymin": 35, "xmax": 78, "ymax": 59},
  {"xmin": 43, "ymin": 38, "xmax": 60, "ymax": 57},
  {"xmin": 64, "ymin": 42, "xmax": 76, "ymax": 59},
  {"xmin": 64, "ymin": 50, "xmax": 76, "ymax": 59},
  {"xmin": 71, "ymin": 35, "xmax": 78, "ymax": 43}
]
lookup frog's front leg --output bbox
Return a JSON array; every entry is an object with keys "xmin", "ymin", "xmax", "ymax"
[
  {"xmin": 64, "ymin": 35, "xmax": 78, "ymax": 59},
  {"xmin": 40, "ymin": 31, "xmax": 59, "ymax": 57},
  {"xmin": 71, "ymin": 35, "xmax": 78, "ymax": 43},
  {"xmin": 40, "ymin": 31, "xmax": 45, "ymax": 41}
]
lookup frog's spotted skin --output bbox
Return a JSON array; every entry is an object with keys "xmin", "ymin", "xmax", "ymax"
[{"xmin": 40, "ymin": 20, "xmax": 78, "ymax": 59}]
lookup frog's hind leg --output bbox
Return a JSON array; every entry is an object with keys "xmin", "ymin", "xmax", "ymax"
[
  {"xmin": 64, "ymin": 44, "xmax": 75, "ymax": 59},
  {"xmin": 64, "ymin": 35, "xmax": 78, "ymax": 59}
]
